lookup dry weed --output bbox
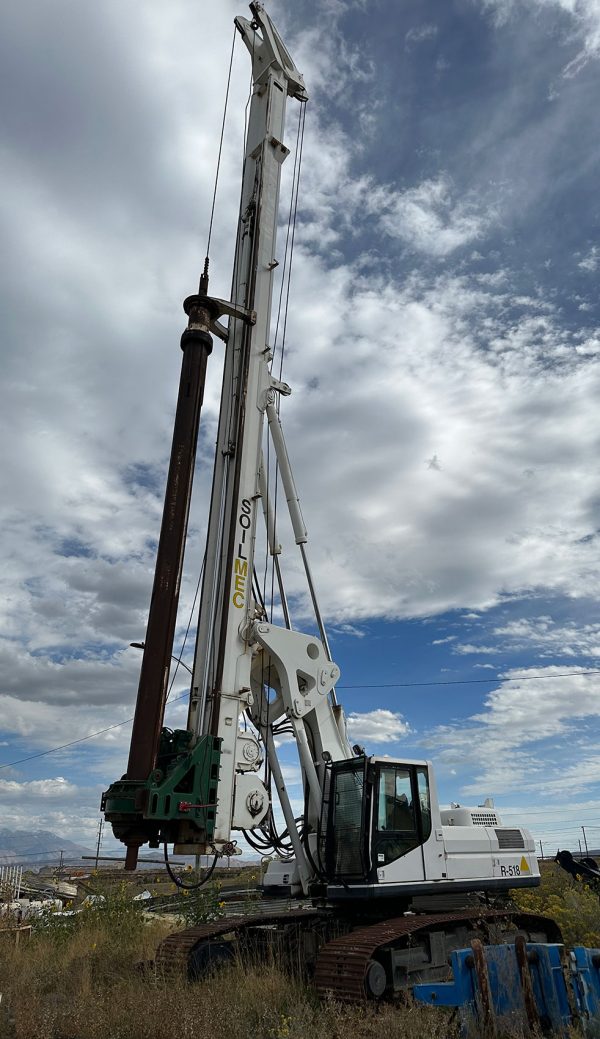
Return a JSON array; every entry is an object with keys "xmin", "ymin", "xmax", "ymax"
[
  {"xmin": 2, "ymin": 862, "xmax": 593, "ymax": 1039},
  {"xmin": 0, "ymin": 919, "xmax": 458, "ymax": 1039}
]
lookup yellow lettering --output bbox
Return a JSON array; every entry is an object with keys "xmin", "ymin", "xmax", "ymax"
[
  {"xmin": 234, "ymin": 559, "xmax": 248, "ymax": 577},
  {"xmin": 235, "ymin": 575, "xmax": 244, "ymax": 592},
  {"xmin": 233, "ymin": 591, "xmax": 244, "ymax": 608}
]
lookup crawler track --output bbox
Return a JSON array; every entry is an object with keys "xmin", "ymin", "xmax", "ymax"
[
  {"xmin": 155, "ymin": 909, "xmax": 325, "ymax": 977},
  {"xmin": 154, "ymin": 907, "xmax": 561, "ymax": 999},
  {"xmin": 314, "ymin": 909, "xmax": 559, "ymax": 1001}
]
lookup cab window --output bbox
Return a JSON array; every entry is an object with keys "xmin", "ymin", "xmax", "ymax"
[
  {"xmin": 377, "ymin": 768, "xmax": 415, "ymax": 832},
  {"xmin": 373, "ymin": 765, "xmax": 431, "ymax": 868},
  {"xmin": 417, "ymin": 766, "xmax": 432, "ymax": 841}
]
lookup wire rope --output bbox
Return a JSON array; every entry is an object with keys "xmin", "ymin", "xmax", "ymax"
[
  {"xmin": 205, "ymin": 26, "xmax": 237, "ymax": 259},
  {"xmin": 271, "ymin": 101, "xmax": 304, "ymax": 371},
  {"xmin": 3, "ymin": 668, "xmax": 600, "ymax": 772},
  {"xmin": 166, "ymin": 554, "xmax": 205, "ymax": 701},
  {"xmin": 277, "ymin": 100, "xmax": 306, "ymax": 386}
]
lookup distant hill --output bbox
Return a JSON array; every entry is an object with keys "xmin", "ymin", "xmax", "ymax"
[
  {"xmin": 0, "ymin": 828, "xmax": 262, "ymax": 871},
  {"xmin": 0, "ymin": 828, "xmax": 93, "ymax": 868}
]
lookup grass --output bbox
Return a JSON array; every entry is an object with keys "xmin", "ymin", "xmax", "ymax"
[
  {"xmin": 0, "ymin": 917, "xmax": 454, "ymax": 1039},
  {"xmin": 0, "ymin": 865, "xmax": 597, "ymax": 1038}
]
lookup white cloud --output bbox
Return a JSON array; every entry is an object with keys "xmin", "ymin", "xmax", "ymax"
[
  {"xmin": 454, "ymin": 644, "xmax": 499, "ymax": 655},
  {"xmin": 370, "ymin": 175, "xmax": 491, "ymax": 256},
  {"xmin": 424, "ymin": 666, "xmax": 600, "ymax": 797},
  {"xmin": 331, "ymin": 623, "xmax": 367, "ymax": 639},
  {"xmin": 0, "ymin": 777, "xmax": 78, "ymax": 800},
  {"xmin": 578, "ymin": 246, "xmax": 599, "ymax": 271},
  {"xmin": 454, "ymin": 616, "xmax": 600, "ymax": 659},
  {"xmin": 477, "ymin": 0, "xmax": 600, "ymax": 74},
  {"xmin": 405, "ymin": 24, "xmax": 439, "ymax": 45},
  {"xmin": 347, "ymin": 709, "xmax": 410, "ymax": 744}
]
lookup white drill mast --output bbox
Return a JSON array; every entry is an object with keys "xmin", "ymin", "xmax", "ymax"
[{"xmin": 184, "ymin": 3, "xmax": 351, "ymax": 888}]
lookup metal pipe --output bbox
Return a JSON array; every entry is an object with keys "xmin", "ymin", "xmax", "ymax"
[
  {"xmin": 292, "ymin": 719, "xmax": 323, "ymax": 810},
  {"xmin": 265, "ymin": 729, "xmax": 312, "ymax": 894},
  {"xmin": 125, "ymin": 286, "xmax": 214, "ymax": 868},
  {"xmin": 265, "ymin": 402, "xmax": 307, "ymax": 545},
  {"xmin": 274, "ymin": 555, "xmax": 292, "ymax": 629},
  {"xmin": 259, "ymin": 457, "xmax": 292, "ymax": 628},
  {"xmin": 258, "ymin": 458, "xmax": 281, "ymax": 555}
]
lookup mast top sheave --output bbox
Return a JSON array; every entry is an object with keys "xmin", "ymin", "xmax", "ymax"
[{"xmin": 235, "ymin": 2, "xmax": 308, "ymax": 102}]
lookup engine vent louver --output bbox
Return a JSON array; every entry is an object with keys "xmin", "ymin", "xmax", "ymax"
[
  {"xmin": 495, "ymin": 828, "xmax": 525, "ymax": 849},
  {"xmin": 471, "ymin": 812, "xmax": 498, "ymax": 826}
]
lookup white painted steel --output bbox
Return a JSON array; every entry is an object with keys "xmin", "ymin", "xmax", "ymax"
[{"xmin": 265, "ymin": 401, "xmax": 307, "ymax": 544}]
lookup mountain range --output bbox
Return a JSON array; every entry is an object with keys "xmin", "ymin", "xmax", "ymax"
[{"xmin": 0, "ymin": 828, "xmax": 93, "ymax": 868}]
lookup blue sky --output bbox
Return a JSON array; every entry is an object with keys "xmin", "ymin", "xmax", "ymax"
[{"xmin": 2, "ymin": 0, "xmax": 600, "ymax": 863}]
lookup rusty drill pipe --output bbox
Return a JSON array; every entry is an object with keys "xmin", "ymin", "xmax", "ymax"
[{"xmin": 124, "ymin": 290, "xmax": 213, "ymax": 869}]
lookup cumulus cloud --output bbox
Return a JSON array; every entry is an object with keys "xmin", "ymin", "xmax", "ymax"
[
  {"xmin": 0, "ymin": 777, "xmax": 78, "ymax": 800},
  {"xmin": 347, "ymin": 709, "xmax": 410, "ymax": 744},
  {"xmin": 453, "ymin": 617, "xmax": 600, "ymax": 659},
  {"xmin": 423, "ymin": 666, "xmax": 600, "ymax": 798}
]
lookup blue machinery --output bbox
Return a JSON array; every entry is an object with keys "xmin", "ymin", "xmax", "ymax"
[{"xmin": 413, "ymin": 938, "xmax": 600, "ymax": 1036}]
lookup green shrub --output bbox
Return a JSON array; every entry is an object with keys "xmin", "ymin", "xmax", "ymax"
[
  {"xmin": 31, "ymin": 883, "xmax": 145, "ymax": 945},
  {"xmin": 513, "ymin": 862, "xmax": 600, "ymax": 947},
  {"xmin": 175, "ymin": 882, "xmax": 225, "ymax": 928}
]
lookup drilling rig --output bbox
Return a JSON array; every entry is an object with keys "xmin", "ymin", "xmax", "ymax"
[{"xmin": 101, "ymin": 3, "xmax": 559, "ymax": 998}]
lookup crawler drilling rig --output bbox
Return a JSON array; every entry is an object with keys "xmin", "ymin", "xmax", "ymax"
[{"xmin": 102, "ymin": 3, "xmax": 559, "ymax": 997}]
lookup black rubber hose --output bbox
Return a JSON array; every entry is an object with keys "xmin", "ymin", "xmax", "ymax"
[{"xmin": 163, "ymin": 842, "xmax": 218, "ymax": 890}]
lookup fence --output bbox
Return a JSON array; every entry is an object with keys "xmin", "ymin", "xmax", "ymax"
[{"xmin": 0, "ymin": 865, "xmax": 23, "ymax": 901}]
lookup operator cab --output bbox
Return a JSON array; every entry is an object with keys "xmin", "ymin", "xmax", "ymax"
[{"xmin": 322, "ymin": 756, "xmax": 433, "ymax": 885}]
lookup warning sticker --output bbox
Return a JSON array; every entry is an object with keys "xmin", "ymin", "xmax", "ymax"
[{"xmin": 520, "ymin": 856, "xmax": 530, "ymax": 873}]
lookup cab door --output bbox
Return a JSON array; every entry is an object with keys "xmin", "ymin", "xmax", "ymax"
[{"xmin": 371, "ymin": 765, "xmax": 431, "ymax": 882}]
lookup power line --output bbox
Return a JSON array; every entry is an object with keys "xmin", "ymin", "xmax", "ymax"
[
  {"xmin": 501, "ymin": 805, "xmax": 600, "ymax": 816},
  {"xmin": 0, "ymin": 692, "xmax": 188, "ymax": 770},
  {"xmin": 338, "ymin": 669, "xmax": 600, "ymax": 690},
  {"xmin": 2, "ymin": 668, "xmax": 600, "ymax": 773}
]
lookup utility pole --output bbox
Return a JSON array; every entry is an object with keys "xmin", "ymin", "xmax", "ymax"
[
  {"xmin": 58, "ymin": 849, "xmax": 64, "ymax": 878},
  {"xmin": 582, "ymin": 826, "xmax": 589, "ymax": 855},
  {"xmin": 95, "ymin": 819, "xmax": 104, "ymax": 870},
  {"xmin": 539, "ymin": 840, "xmax": 544, "ymax": 861}
]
